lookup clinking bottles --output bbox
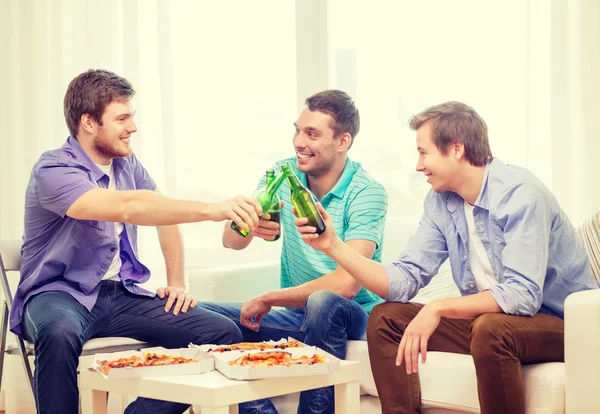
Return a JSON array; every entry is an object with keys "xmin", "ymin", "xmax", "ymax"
[
  {"xmin": 281, "ymin": 163, "xmax": 326, "ymax": 235},
  {"xmin": 231, "ymin": 169, "xmax": 285, "ymax": 238}
]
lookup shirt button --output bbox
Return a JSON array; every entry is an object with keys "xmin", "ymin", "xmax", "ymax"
[
  {"xmin": 110, "ymin": 247, "xmax": 116, "ymax": 252},
  {"xmin": 469, "ymin": 283, "xmax": 475, "ymax": 289}
]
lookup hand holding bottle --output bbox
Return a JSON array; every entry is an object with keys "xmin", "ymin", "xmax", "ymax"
[
  {"xmin": 293, "ymin": 202, "xmax": 339, "ymax": 254},
  {"xmin": 231, "ymin": 170, "xmax": 286, "ymax": 238},
  {"xmin": 209, "ymin": 196, "xmax": 263, "ymax": 232},
  {"xmin": 252, "ymin": 200, "xmax": 284, "ymax": 241}
]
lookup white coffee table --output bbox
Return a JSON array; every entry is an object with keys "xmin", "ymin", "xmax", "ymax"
[{"xmin": 79, "ymin": 360, "xmax": 361, "ymax": 414}]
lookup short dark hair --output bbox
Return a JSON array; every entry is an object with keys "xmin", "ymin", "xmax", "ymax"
[
  {"xmin": 64, "ymin": 69, "xmax": 136, "ymax": 137},
  {"xmin": 409, "ymin": 101, "xmax": 492, "ymax": 166},
  {"xmin": 305, "ymin": 90, "xmax": 360, "ymax": 147}
]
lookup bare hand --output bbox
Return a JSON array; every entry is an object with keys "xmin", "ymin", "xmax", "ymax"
[
  {"xmin": 293, "ymin": 202, "xmax": 338, "ymax": 253},
  {"xmin": 396, "ymin": 305, "xmax": 441, "ymax": 374},
  {"xmin": 252, "ymin": 201, "xmax": 284, "ymax": 241},
  {"xmin": 240, "ymin": 295, "xmax": 271, "ymax": 331},
  {"xmin": 156, "ymin": 286, "xmax": 197, "ymax": 316},
  {"xmin": 209, "ymin": 196, "xmax": 262, "ymax": 232}
]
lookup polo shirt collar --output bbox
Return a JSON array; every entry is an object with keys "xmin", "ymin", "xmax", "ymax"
[{"xmin": 295, "ymin": 157, "xmax": 357, "ymax": 202}]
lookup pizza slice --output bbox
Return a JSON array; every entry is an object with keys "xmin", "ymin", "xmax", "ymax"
[
  {"xmin": 97, "ymin": 355, "xmax": 145, "ymax": 375},
  {"xmin": 227, "ymin": 351, "xmax": 327, "ymax": 367},
  {"xmin": 96, "ymin": 352, "xmax": 199, "ymax": 374},
  {"xmin": 144, "ymin": 352, "xmax": 199, "ymax": 366}
]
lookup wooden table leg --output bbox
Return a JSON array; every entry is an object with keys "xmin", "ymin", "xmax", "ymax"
[
  {"xmin": 335, "ymin": 380, "xmax": 360, "ymax": 414},
  {"xmin": 80, "ymin": 388, "xmax": 108, "ymax": 414},
  {"xmin": 199, "ymin": 406, "xmax": 233, "ymax": 414}
]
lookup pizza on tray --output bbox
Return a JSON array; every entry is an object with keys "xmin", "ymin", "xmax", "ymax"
[
  {"xmin": 97, "ymin": 352, "xmax": 199, "ymax": 374},
  {"xmin": 208, "ymin": 340, "xmax": 303, "ymax": 353},
  {"xmin": 227, "ymin": 351, "xmax": 328, "ymax": 367}
]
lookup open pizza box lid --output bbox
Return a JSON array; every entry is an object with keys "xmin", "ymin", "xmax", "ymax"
[
  {"xmin": 90, "ymin": 346, "xmax": 214, "ymax": 380},
  {"xmin": 211, "ymin": 345, "xmax": 340, "ymax": 380}
]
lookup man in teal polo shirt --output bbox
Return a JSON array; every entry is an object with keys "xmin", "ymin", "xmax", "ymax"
[{"xmin": 199, "ymin": 90, "xmax": 388, "ymax": 414}]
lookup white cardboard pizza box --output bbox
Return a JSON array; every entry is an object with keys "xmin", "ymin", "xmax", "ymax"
[
  {"xmin": 212, "ymin": 346, "xmax": 341, "ymax": 380},
  {"xmin": 90, "ymin": 346, "xmax": 214, "ymax": 380}
]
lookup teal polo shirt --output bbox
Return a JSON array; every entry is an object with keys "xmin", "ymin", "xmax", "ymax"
[{"xmin": 257, "ymin": 157, "xmax": 388, "ymax": 313}]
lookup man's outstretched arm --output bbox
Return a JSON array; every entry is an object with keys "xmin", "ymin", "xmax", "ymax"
[{"xmin": 66, "ymin": 187, "xmax": 262, "ymax": 229}]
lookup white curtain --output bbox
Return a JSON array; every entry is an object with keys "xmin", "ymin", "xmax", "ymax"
[
  {"xmin": 327, "ymin": 0, "xmax": 599, "ymax": 226},
  {"xmin": 526, "ymin": 0, "xmax": 600, "ymax": 225},
  {"xmin": 1, "ymin": 0, "xmax": 598, "ymax": 267},
  {"xmin": 0, "ymin": 0, "xmax": 296, "ymax": 284}
]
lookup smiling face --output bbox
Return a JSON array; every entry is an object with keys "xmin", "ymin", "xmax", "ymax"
[
  {"xmin": 415, "ymin": 120, "xmax": 462, "ymax": 193},
  {"xmin": 92, "ymin": 100, "xmax": 137, "ymax": 161},
  {"xmin": 293, "ymin": 108, "xmax": 341, "ymax": 178}
]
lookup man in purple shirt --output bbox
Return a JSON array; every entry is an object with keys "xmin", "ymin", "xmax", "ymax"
[{"xmin": 11, "ymin": 69, "xmax": 263, "ymax": 414}]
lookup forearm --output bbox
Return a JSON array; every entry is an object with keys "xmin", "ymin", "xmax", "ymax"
[
  {"xmin": 157, "ymin": 225, "xmax": 185, "ymax": 288},
  {"xmin": 222, "ymin": 221, "xmax": 254, "ymax": 250},
  {"xmin": 122, "ymin": 190, "xmax": 215, "ymax": 226},
  {"xmin": 68, "ymin": 188, "xmax": 220, "ymax": 226},
  {"xmin": 428, "ymin": 290, "xmax": 503, "ymax": 319},
  {"xmin": 261, "ymin": 273, "xmax": 360, "ymax": 308},
  {"xmin": 327, "ymin": 238, "xmax": 389, "ymax": 298}
]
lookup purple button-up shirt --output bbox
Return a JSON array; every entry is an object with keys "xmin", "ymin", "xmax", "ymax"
[{"xmin": 10, "ymin": 136, "xmax": 157, "ymax": 336}]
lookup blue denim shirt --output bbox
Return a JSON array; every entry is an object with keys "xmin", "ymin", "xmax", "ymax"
[
  {"xmin": 10, "ymin": 136, "xmax": 157, "ymax": 336},
  {"xmin": 385, "ymin": 158, "xmax": 597, "ymax": 318}
]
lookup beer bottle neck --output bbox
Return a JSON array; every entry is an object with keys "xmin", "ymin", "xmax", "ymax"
[
  {"xmin": 265, "ymin": 170, "xmax": 285, "ymax": 195},
  {"xmin": 281, "ymin": 164, "xmax": 303, "ymax": 191}
]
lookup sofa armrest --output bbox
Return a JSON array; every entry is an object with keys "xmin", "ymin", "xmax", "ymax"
[
  {"xmin": 564, "ymin": 289, "xmax": 600, "ymax": 413},
  {"xmin": 188, "ymin": 260, "xmax": 280, "ymax": 303}
]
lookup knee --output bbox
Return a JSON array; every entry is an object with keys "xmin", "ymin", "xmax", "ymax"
[
  {"xmin": 203, "ymin": 316, "xmax": 242, "ymax": 345},
  {"xmin": 35, "ymin": 319, "xmax": 85, "ymax": 355},
  {"xmin": 305, "ymin": 290, "xmax": 347, "ymax": 326},
  {"xmin": 469, "ymin": 314, "xmax": 513, "ymax": 361},
  {"xmin": 366, "ymin": 302, "xmax": 400, "ymax": 342}
]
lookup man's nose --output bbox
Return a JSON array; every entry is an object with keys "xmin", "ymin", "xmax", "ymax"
[
  {"xmin": 416, "ymin": 159, "xmax": 424, "ymax": 172},
  {"xmin": 293, "ymin": 133, "xmax": 306, "ymax": 148},
  {"xmin": 127, "ymin": 119, "xmax": 137, "ymax": 133}
]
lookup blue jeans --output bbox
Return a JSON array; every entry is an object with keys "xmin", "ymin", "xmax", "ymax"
[
  {"xmin": 199, "ymin": 290, "xmax": 368, "ymax": 414},
  {"xmin": 22, "ymin": 280, "xmax": 242, "ymax": 414}
]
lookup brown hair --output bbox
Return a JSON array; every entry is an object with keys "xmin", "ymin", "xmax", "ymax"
[
  {"xmin": 64, "ymin": 69, "xmax": 136, "ymax": 137},
  {"xmin": 409, "ymin": 101, "xmax": 492, "ymax": 166},
  {"xmin": 305, "ymin": 90, "xmax": 360, "ymax": 147}
]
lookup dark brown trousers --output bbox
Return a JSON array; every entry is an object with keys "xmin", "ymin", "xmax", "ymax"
[{"xmin": 367, "ymin": 302, "xmax": 565, "ymax": 414}]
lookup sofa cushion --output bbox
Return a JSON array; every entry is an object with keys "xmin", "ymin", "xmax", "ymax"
[{"xmin": 347, "ymin": 340, "xmax": 565, "ymax": 413}]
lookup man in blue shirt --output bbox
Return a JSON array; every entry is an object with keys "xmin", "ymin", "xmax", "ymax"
[
  {"xmin": 200, "ymin": 90, "xmax": 388, "ymax": 413},
  {"xmin": 294, "ymin": 101, "xmax": 598, "ymax": 414},
  {"xmin": 12, "ymin": 69, "xmax": 264, "ymax": 414}
]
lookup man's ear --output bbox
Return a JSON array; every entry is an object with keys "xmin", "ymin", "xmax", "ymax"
[
  {"xmin": 452, "ymin": 141, "xmax": 465, "ymax": 160},
  {"xmin": 337, "ymin": 132, "xmax": 352, "ymax": 152},
  {"xmin": 80, "ymin": 114, "xmax": 97, "ymax": 134}
]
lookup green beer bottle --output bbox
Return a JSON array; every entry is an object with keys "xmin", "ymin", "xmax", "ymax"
[
  {"xmin": 230, "ymin": 169, "xmax": 286, "ymax": 238},
  {"xmin": 281, "ymin": 163, "xmax": 326, "ymax": 235},
  {"xmin": 264, "ymin": 169, "xmax": 282, "ymax": 242}
]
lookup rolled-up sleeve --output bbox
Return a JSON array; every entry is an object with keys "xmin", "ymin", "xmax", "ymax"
[
  {"xmin": 385, "ymin": 195, "xmax": 449, "ymax": 302},
  {"xmin": 35, "ymin": 164, "xmax": 96, "ymax": 217},
  {"xmin": 486, "ymin": 184, "xmax": 549, "ymax": 316}
]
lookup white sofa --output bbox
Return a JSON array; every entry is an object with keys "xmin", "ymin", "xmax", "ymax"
[{"xmin": 188, "ymin": 218, "xmax": 600, "ymax": 414}]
